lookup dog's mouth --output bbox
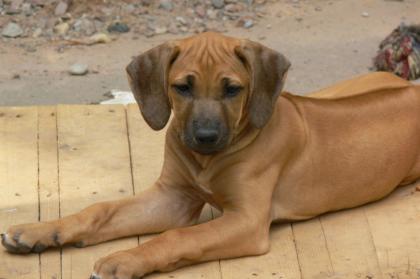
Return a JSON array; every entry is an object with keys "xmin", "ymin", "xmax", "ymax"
[{"xmin": 182, "ymin": 132, "xmax": 229, "ymax": 155}]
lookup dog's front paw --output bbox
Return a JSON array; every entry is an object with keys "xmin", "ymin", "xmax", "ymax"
[
  {"xmin": 92, "ymin": 251, "xmax": 145, "ymax": 279},
  {"xmin": 1, "ymin": 223, "xmax": 60, "ymax": 254}
]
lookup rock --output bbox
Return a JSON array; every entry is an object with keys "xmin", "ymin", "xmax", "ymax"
[
  {"xmin": 159, "ymin": 0, "xmax": 173, "ymax": 11},
  {"xmin": 362, "ymin": 11, "xmax": 369, "ymax": 17},
  {"xmin": 195, "ymin": 5, "xmax": 206, "ymax": 17},
  {"xmin": 54, "ymin": 22, "xmax": 69, "ymax": 35},
  {"xmin": 176, "ymin": 16, "xmax": 187, "ymax": 25},
  {"xmin": 2, "ymin": 22, "xmax": 23, "ymax": 38},
  {"xmin": 54, "ymin": 1, "xmax": 68, "ymax": 16},
  {"xmin": 69, "ymin": 63, "xmax": 88, "ymax": 76},
  {"xmin": 315, "ymin": 6, "xmax": 322, "ymax": 11},
  {"xmin": 6, "ymin": 0, "xmax": 23, "ymax": 14},
  {"xmin": 140, "ymin": 0, "xmax": 152, "ymax": 5},
  {"xmin": 74, "ymin": 18, "xmax": 95, "ymax": 35},
  {"xmin": 168, "ymin": 22, "xmax": 179, "ymax": 34},
  {"xmin": 224, "ymin": 3, "xmax": 243, "ymax": 13},
  {"xmin": 87, "ymin": 33, "xmax": 111, "ymax": 44},
  {"xmin": 237, "ymin": 17, "xmax": 254, "ymax": 28},
  {"xmin": 211, "ymin": 0, "xmax": 224, "ymax": 9},
  {"xmin": 21, "ymin": 2, "xmax": 32, "ymax": 16},
  {"xmin": 266, "ymin": 24, "xmax": 271, "ymax": 29},
  {"xmin": 154, "ymin": 26, "xmax": 167, "ymax": 34},
  {"xmin": 207, "ymin": 9, "xmax": 218, "ymax": 19},
  {"xmin": 243, "ymin": 19, "xmax": 253, "ymax": 28},
  {"xmin": 107, "ymin": 22, "xmax": 130, "ymax": 33},
  {"xmin": 32, "ymin": 27, "xmax": 42, "ymax": 37},
  {"xmin": 123, "ymin": 4, "xmax": 135, "ymax": 14}
]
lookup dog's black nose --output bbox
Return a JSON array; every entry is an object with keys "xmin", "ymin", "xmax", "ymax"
[{"xmin": 194, "ymin": 128, "xmax": 219, "ymax": 145}]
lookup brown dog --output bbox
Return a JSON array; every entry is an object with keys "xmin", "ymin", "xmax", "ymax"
[{"xmin": 2, "ymin": 32, "xmax": 420, "ymax": 279}]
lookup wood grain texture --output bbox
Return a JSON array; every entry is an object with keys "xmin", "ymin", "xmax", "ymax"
[
  {"xmin": 57, "ymin": 105, "xmax": 138, "ymax": 279},
  {"xmin": 0, "ymin": 105, "xmax": 419, "ymax": 279},
  {"xmin": 0, "ymin": 107, "xmax": 40, "ymax": 279},
  {"xmin": 38, "ymin": 106, "xmax": 61, "ymax": 279}
]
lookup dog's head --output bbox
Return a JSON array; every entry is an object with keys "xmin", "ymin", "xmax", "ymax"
[{"xmin": 126, "ymin": 32, "xmax": 290, "ymax": 155}]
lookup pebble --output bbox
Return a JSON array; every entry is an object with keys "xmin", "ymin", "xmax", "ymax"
[
  {"xmin": 211, "ymin": 0, "xmax": 224, "ymax": 9},
  {"xmin": 159, "ymin": 0, "xmax": 173, "ymax": 11},
  {"xmin": 6, "ymin": 0, "xmax": 22, "ymax": 14},
  {"xmin": 195, "ymin": 5, "xmax": 206, "ymax": 17},
  {"xmin": 69, "ymin": 63, "xmax": 89, "ymax": 76},
  {"xmin": 2, "ymin": 22, "xmax": 23, "ymax": 38},
  {"xmin": 54, "ymin": 1, "xmax": 68, "ymax": 16},
  {"xmin": 243, "ymin": 19, "xmax": 254, "ymax": 28},
  {"xmin": 207, "ymin": 9, "xmax": 218, "ymax": 19},
  {"xmin": 54, "ymin": 22, "xmax": 69, "ymax": 35},
  {"xmin": 362, "ymin": 11, "xmax": 369, "ymax": 17},
  {"xmin": 74, "ymin": 18, "xmax": 96, "ymax": 35},
  {"xmin": 21, "ymin": 2, "xmax": 32, "ymax": 16},
  {"xmin": 87, "ymin": 33, "xmax": 111, "ymax": 44},
  {"xmin": 107, "ymin": 22, "xmax": 130, "ymax": 33},
  {"xmin": 154, "ymin": 26, "xmax": 168, "ymax": 34},
  {"xmin": 176, "ymin": 16, "xmax": 187, "ymax": 25},
  {"xmin": 32, "ymin": 27, "xmax": 42, "ymax": 37}
]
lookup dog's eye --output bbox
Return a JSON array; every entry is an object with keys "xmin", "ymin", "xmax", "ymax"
[
  {"xmin": 224, "ymin": 85, "xmax": 242, "ymax": 98},
  {"xmin": 172, "ymin": 84, "xmax": 192, "ymax": 97}
]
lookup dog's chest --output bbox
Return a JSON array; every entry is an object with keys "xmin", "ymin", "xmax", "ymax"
[{"xmin": 191, "ymin": 169, "xmax": 221, "ymax": 209}]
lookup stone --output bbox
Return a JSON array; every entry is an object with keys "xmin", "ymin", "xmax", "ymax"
[
  {"xmin": 54, "ymin": 22, "xmax": 69, "ymax": 35},
  {"xmin": 32, "ymin": 27, "xmax": 42, "ymax": 37},
  {"xmin": 362, "ymin": 11, "xmax": 369, "ymax": 17},
  {"xmin": 168, "ymin": 22, "xmax": 179, "ymax": 34},
  {"xmin": 69, "ymin": 63, "xmax": 88, "ymax": 76},
  {"xmin": 224, "ymin": 3, "xmax": 242, "ymax": 13},
  {"xmin": 195, "ymin": 5, "xmax": 206, "ymax": 17},
  {"xmin": 176, "ymin": 16, "xmax": 187, "ymax": 25},
  {"xmin": 74, "ymin": 18, "xmax": 95, "ymax": 35},
  {"xmin": 207, "ymin": 9, "xmax": 218, "ymax": 19},
  {"xmin": 159, "ymin": 0, "xmax": 173, "ymax": 11},
  {"xmin": 87, "ymin": 33, "xmax": 111, "ymax": 44},
  {"xmin": 154, "ymin": 26, "xmax": 167, "ymax": 34},
  {"xmin": 123, "ymin": 4, "xmax": 135, "ymax": 13},
  {"xmin": 211, "ymin": 0, "xmax": 224, "ymax": 9},
  {"xmin": 21, "ymin": 2, "xmax": 32, "ymax": 16},
  {"xmin": 107, "ymin": 22, "xmax": 130, "ymax": 33},
  {"xmin": 2, "ymin": 22, "xmax": 23, "ymax": 38},
  {"xmin": 243, "ymin": 19, "xmax": 253, "ymax": 28},
  {"xmin": 54, "ymin": 1, "xmax": 68, "ymax": 16},
  {"xmin": 7, "ymin": 0, "xmax": 23, "ymax": 14}
]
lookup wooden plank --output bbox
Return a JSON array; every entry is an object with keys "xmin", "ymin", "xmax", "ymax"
[
  {"xmin": 38, "ymin": 106, "xmax": 61, "ymax": 279},
  {"xmin": 320, "ymin": 208, "xmax": 382, "ymax": 278},
  {"xmin": 292, "ymin": 218, "xmax": 334, "ymax": 279},
  {"xmin": 0, "ymin": 107, "xmax": 40, "ymax": 279},
  {"xmin": 126, "ymin": 104, "xmax": 166, "ymax": 194},
  {"xmin": 126, "ymin": 104, "xmax": 222, "ymax": 278},
  {"xmin": 220, "ymin": 223, "xmax": 302, "ymax": 279},
  {"xmin": 58, "ymin": 105, "xmax": 138, "ymax": 279},
  {"xmin": 365, "ymin": 182, "xmax": 420, "ymax": 279}
]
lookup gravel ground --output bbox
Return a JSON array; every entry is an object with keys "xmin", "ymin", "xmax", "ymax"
[{"xmin": 0, "ymin": 0, "xmax": 419, "ymax": 106}]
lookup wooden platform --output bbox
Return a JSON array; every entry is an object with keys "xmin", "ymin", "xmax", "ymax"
[{"xmin": 1, "ymin": 104, "xmax": 420, "ymax": 279}]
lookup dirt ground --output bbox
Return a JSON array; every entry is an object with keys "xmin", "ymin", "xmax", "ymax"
[{"xmin": 0, "ymin": 0, "xmax": 419, "ymax": 106}]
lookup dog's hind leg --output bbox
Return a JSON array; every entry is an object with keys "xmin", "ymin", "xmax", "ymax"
[{"xmin": 1, "ymin": 183, "xmax": 204, "ymax": 254}]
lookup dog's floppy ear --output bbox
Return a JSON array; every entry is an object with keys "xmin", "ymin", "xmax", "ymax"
[
  {"xmin": 126, "ymin": 42, "xmax": 180, "ymax": 130},
  {"xmin": 235, "ymin": 40, "xmax": 290, "ymax": 128}
]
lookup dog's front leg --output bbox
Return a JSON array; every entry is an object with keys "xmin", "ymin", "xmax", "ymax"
[
  {"xmin": 1, "ymin": 182, "xmax": 204, "ymax": 254},
  {"xmin": 91, "ymin": 211, "xmax": 270, "ymax": 279}
]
